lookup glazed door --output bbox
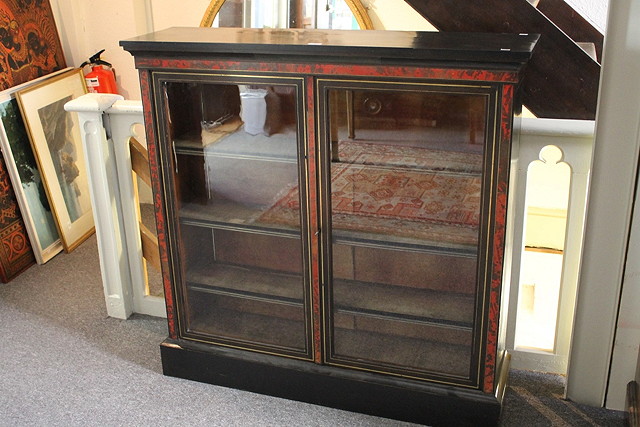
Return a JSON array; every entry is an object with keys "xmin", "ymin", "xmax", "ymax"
[
  {"xmin": 318, "ymin": 79, "xmax": 499, "ymax": 386},
  {"xmin": 154, "ymin": 73, "xmax": 314, "ymax": 359}
]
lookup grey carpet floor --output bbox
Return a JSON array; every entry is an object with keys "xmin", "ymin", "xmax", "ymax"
[{"xmin": 0, "ymin": 235, "xmax": 626, "ymax": 426}]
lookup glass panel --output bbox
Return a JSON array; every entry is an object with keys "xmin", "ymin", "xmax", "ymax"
[
  {"xmin": 325, "ymin": 87, "xmax": 486, "ymax": 379},
  {"xmin": 162, "ymin": 80, "xmax": 309, "ymax": 355}
]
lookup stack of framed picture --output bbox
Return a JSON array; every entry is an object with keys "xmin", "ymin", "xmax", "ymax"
[
  {"xmin": 0, "ymin": 0, "xmax": 94, "ymax": 275},
  {"xmin": 0, "ymin": 69, "xmax": 94, "ymax": 268}
]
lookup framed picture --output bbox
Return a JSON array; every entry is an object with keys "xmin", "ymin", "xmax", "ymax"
[
  {"xmin": 0, "ymin": 69, "xmax": 70, "ymax": 263},
  {"xmin": 0, "ymin": 0, "xmax": 67, "ymax": 91},
  {"xmin": 17, "ymin": 68, "xmax": 94, "ymax": 252}
]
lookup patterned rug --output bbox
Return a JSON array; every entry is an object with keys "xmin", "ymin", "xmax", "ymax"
[
  {"xmin": 258, "ymin": 142, "xmax": 482, "ymax": 246},
  {"xmin": 337, "ymin": 140, "xmax": 484, "ymax": 174}
]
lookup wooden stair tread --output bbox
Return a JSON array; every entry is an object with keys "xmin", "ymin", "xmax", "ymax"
[{"xmin": 405, "ymin": 0, "xmax": 601, "ymax": 120}]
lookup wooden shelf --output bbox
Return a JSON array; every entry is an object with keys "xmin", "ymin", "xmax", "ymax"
[
  {"xmin": 187, "ymin": 304, "xmax": 309, "ymax": 354},
  {"xmin": 186, "ymin": 263, "xmax": 473, "ymax": 328},
  {"xmin": 187, "ymin": 263, "xmax": 304, "ymax": 303},
  {"xmin": 180, "ymin": 204, "xmax": 477, "ymax": 256},
  {"xmin": 333, "ymin": 278, "xmax": 474, "ymax": 326}
]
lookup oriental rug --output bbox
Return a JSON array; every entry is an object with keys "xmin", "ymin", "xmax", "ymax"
[
  {"xmin": 336, "ymin": 140, "xmax": 484, "ymax": 174},
  {"xmin": 258, "ymin": 151, "xmax": 482, "ymax": 246}
]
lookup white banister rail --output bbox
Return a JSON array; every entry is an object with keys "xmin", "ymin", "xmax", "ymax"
[
  {"xmin": 66, "ymin": 94, "xmax": 594, "ymax": 366},
  {"xmin": 504, "ymin": 117, "xmax": 594, "ymax": 374}
]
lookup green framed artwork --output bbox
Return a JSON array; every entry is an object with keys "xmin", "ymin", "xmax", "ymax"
[{"xmin": 0, "ymin": 69, "xmax": 69, "ymax": 263}]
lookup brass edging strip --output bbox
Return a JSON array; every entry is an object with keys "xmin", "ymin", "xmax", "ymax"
[{"xmin": 475, "ymin": 88, "xmax": 502, "ymax": 388}]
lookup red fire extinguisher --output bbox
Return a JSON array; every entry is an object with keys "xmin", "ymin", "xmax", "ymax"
[{"xmin": 80, "ymin": 49, "xmax": 119, "ymax": 94}]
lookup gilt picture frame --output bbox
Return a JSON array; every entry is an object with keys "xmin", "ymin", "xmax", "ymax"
[
  {"xmin": 16, "ymin": 68, "xmax": 94, "ymax": 252},
  {"xmin": 0, "ymin": 68, "xmax": 70, "ymax": 263}
]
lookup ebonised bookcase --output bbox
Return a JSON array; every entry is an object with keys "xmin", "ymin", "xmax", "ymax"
[{"xmin": 121, "ymin": 27, "xmax": 537, "ymax": 426}]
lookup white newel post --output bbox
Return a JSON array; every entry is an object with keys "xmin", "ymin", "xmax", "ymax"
[{"xmin": 65, "ymin": 93, "xmax": 133, "ymax": 319}]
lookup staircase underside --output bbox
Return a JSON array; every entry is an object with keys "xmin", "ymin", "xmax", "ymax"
[{"xmin": 405, "ymin": 0, "xmax": 601, "ymax": 120}]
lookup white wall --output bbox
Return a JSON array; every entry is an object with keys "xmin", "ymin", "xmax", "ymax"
[
  {"xmin": 565, "ymin": 0, "xmax": 609, "ymax": 32},
  {"xmin": 49, "ymin": 0, "xmax": 431, "ymax": 100},
  {"xmin": 50, "ymin": 0, "xmax": 213, "ymax": 99},
  {"xmin": 51, "ymin": 0, "xmax": 147, "ymax": 99}
]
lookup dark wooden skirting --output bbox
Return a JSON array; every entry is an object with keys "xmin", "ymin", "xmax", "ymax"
[
  {"xmin": 629, "ymin": 381, "xmax": 639, "ymax": 427},
  {"xmin": 405, "ymin": 0, "xmax": 600, "ymax": 120},
  {"xmin": 161, "ymin": 339, "xmax": 502, "ymax": 426}
]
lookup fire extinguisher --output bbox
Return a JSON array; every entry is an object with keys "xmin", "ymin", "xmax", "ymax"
[{"xmin": 80, "ymin": 49, "xmax": 119, "ymax": 94}]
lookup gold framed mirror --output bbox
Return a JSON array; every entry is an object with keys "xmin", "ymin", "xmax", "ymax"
[{"xmin": 200, "ymin": 0, "xmax": 373, "ymax": 30}]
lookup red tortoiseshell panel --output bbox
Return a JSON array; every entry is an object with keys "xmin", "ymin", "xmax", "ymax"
[
  {"xmin": 134, "ymin": 58, "xmax": 520, "ymax": 84},
  {"xmin": 482, "ymin": 84, "xmax": 515, "ymax": 393},
  {"xmin": 139, "ymin": 69, "xmax": 177, "ymax": 338}
]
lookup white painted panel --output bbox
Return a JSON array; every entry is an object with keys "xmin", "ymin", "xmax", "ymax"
[{"xmin": 567, "ymin": 0, "xmax": 640, "ymax": 410}]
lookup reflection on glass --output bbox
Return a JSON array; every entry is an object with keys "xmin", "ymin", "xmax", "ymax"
[
  {"xmin": 163, "ymin": 80, "xmax": 308, "ymax": 354},
  {"xmin": 326, "ymin": 88, "xmax": 486, "ymax": 379},
  {"xmin": 215, "ymin": 0, "xmax": 359, "ymax": 29}
]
